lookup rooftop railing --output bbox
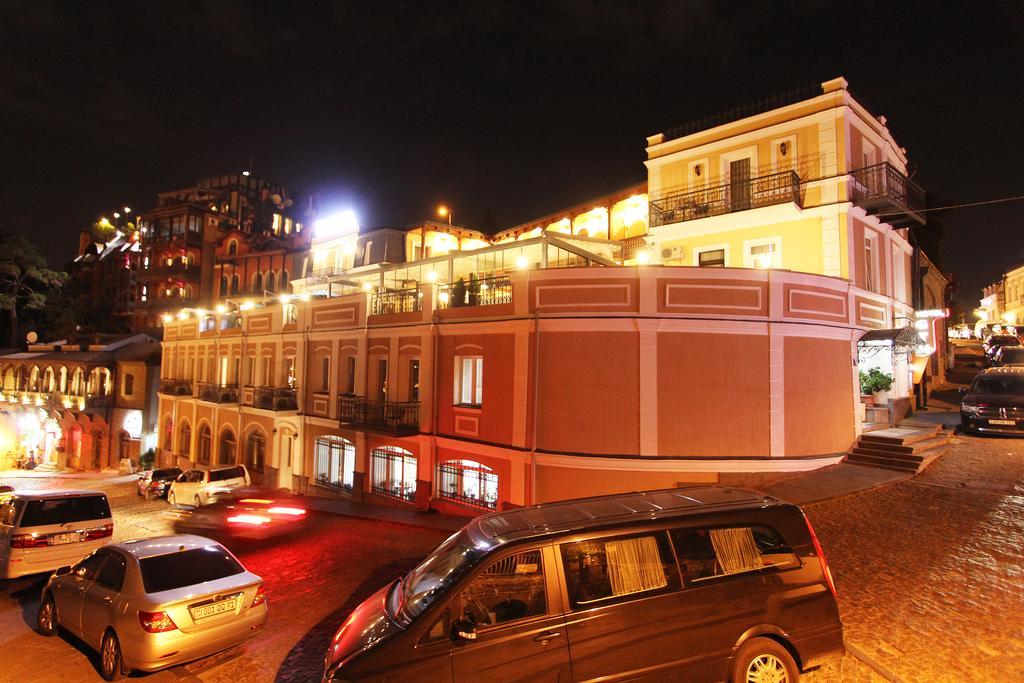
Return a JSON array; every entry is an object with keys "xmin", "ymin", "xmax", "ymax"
[
  {"xmin": 370, "ymin": 288, "xmax": 423, "ymax": 315},
  {"xmin": 649, "ymin": 170, "xmax": 802, "ymax": 228},
  {"xmin": 437, "ymin": 274, "xmax": 512, "ymax": 309}
]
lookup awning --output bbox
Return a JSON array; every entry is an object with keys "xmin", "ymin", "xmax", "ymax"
[{"xmin": 857, "ymin": 327, "xmax": 918, "ymax": 347}]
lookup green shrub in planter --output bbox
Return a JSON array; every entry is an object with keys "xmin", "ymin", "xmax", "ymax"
[{"xmin": 859, "ymin": 368, "xmax": 894, "ymax": 395}]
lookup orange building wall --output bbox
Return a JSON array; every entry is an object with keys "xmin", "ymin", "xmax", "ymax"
[
  {"xmin": 657, "ymin": 332, "xmax": 770, "ymax": 456},
  {"xmin": 783, "ymin": 337, "xmax": 855, "ymax": 456},
  {"xmin": 437, "ymin": 333, "xmax": 516, "ymax": 445},
  {"xmin": 535, "ymin": 331, "xmax": 640, "ymax": 455},
  {"xmin": 535, "ymin": 465, "xmax": 717, "ymax": 503}
]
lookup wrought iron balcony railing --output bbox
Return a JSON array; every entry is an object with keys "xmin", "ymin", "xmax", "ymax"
[
  {"xmin": 370, "ymin": 288, "xmax": 423, "ymax": 315},
  {"xmin": 339, "ymin": 395, "xmax": 420, "ymax": 435},
  {"xmin": 848, "ymin": 162, "xmax": 925, "ymax": 226},
  {"xmin": 620, "ymin": 235, "xmax": 648, "ymax": 261},
  {"xmin": 196, "ymin": 382, "xmax": 239, "ymax": 403},
  {"xmin": 649, "ymin": 170, "xmax": 802, "ymax": 228},
  {"xmin": 437, "ymin": 275, "xmax": 512, "ymax": 309},
  {"xmin": 244, "ymin": 386, "xmax": 298, "ymax": 411},
  {"xmin": 159, "ymin": 378, "xmax": 194, "ymax": 396}
]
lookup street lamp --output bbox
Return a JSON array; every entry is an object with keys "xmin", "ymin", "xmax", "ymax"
[{"xmin": 437, "ymin": 205, "xmax": 452, "ymax": 225}]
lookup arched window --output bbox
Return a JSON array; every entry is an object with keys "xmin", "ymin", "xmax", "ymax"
[
  {"xmin": 314, "ymin": 436, "xmax": 355, "ymax": 492},
  {"xmin": 197, "ymin": 424, "xmax": 212, "ymax": 465},
  {"xmin": 2, "ymin": 367, "xmax": 14, "ymax": 391},
  {"xmin": 370, "ymin": 446, "xmax": 417, "ymax": 502},
  {"xmin": 219, "ymin": 275, "xmax": 228, "ymax": 297},
  {"xmin": 179, "ymin": 421, "xmax": 191, "ymax": 456},
  {"xmin": 71, "ymin": 368, "xmax": 84, "ymax": 395},
  {"xmin": 219, "ymin": 428, "xmax": 236, "ymax": 465},
  {"xmin": 43, "ymin": 366, "xmax": 55, "ymax": 392},
  {"xmin": 266, "ymin": 271, "xmax": 277, "ymax": 293},
  {"xmin": 437, "ymin": 460, "xmax": 498, "ymax": 509},
  {"xmin": 230, "ymin": 274, "xmax": 240, "ymax": 295},
  {"xmin": 280, "ymin": 270, "xmax": 290, "ymax": 293},
  {"xmin": 185, "ymin": 285, "xmax": 194, "ymax": 300},
  {"xmin": 29, "ymin": 366, "xmax": 40, "ymax": 391},
  {"xmin": 246, "ymin": 430, "xmax": 266, "ymax": 472},
  {"xmin": 227, "ymin": 240, "xmax": 238, "ymax": 256},
  {"xmin": 253, "ymin": 272, "xmax": 263, "ymax": 293},
  {"xmin": 163, "ymin": 417, "xmax": 173, "ymax": 451}
]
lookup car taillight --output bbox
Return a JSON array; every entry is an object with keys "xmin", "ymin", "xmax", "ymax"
[
  {"xmin": 267, "ymin": 506, "xmax": 305, "ymax": 516},
  {"xmin": 83, "ymin": 523, "xmax": 114, "ymax": 541},
  {"xmin": 804, "ymin": 513, "xmax": 836, "ymax": 598},
  {"xmin": 227, "ymin": 514, "xmax": 272, "ymax": 526},
  {"xmin": 11, "ymin": 533, "xmax": 49, "ymax": 549},
  {"xmin": 149, "ymin": 481, "xmax": 164, "ymax": 488},
  {"xmin": 138, "ymin": 610, "xmax": 178, "ymax": 633},
  {"xmin": 251, "ymin": 584, "xmax": 267, "ymax": 608}
]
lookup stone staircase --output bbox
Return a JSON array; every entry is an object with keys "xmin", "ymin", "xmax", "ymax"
[{"xmin": 845, "ymin": 422, "xmax": 953, "ymax": 473}]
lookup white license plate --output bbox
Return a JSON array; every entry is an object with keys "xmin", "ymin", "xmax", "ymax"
[
  {"xmin": 48, "ymin": 533, "xmax": 81, "ymax": 546},
  {"xmin": 190, "ymin": 598, "xmax": 238, "ymax": 621},
  {"xmin": 988, "ymin": 419, "xmax": 1016, "ymax": 425}
]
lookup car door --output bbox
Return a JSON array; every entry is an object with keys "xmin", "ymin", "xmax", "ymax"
[
  {"xmin": 175, "ymin": 470, "xmax": 199, "ymax": 502},
  {"xmin": 52, "ymin": 553, "xmax": 107, "ymax": 637},
  {"xmin": 80, "ymin": 550, "xmax": 127, "ymax": 649},
  {"xmin": 451, "ymin": 545, "xmax": 570, "ymax": 683}
]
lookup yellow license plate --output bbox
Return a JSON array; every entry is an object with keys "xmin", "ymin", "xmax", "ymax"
[{"xmin": 190, "ymin": 598, "xmax": 237, "ymax": 620}]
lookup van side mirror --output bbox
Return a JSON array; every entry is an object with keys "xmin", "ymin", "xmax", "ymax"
[
  {"xmin": 55, "ymin": 566, "xmax": 71, "ymax": 576},
  {"xmin": 452, "ymin": 618, "xmax": 477, "ymax": 641}
]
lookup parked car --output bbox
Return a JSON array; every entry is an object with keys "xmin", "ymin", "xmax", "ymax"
[
  {"xmin": 168, "ymin": 465, "xmax": 250, "ymax": 507},
  {"xmin": 960, "ymin": 366, "xmax": 1024, "ymax": 435},
  {"xmin": 0, "ymin": 484, "xmax": 13, "ymax": 495},
  {"xmin": 0, "ymin": 490, "xmax": 113, "ymax": 579},
  {"xmin": 992, "ymin": 345, "xmax": 1024, "ymax": 367},
  {"xmin": 136, "ymin": 467, "xmax": 183, "ymax": 500},
  {"xmin": 322, "ymin": 486, "xmax": 844, "ymax": 683},
  {"xmin": 170, "ymin": 488, "xmax": 308, "ymax": 541},
  {"xmin": 37, "ymin": 535, "xmax": 267, "ymax": 680},
  {"xmin": 983, "ymin": 334, "xmax": 1020, "ymax": 364}
]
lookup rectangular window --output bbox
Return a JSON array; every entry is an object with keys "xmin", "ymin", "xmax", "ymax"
[
  {"xmin": 560, "ymin": 533, "xmax": 679, "ymax": 609},
  {"xmin": 363, "ymin": 240, "xmax": 373, "ymax": 265},
  {"xmin": 320, "ymin": 357, "xmax": 331, "ymax": 392},
  {"xmin": 261, "ymin": 357, "xmax": 272, "ymax": 386},
  {"xmin": 698, "ymin": 248, "xmax": 726, "ymax": 268},
  {"xmin": 745, "ymin": 239, "xmax": 780, "ymax": 269},
  {"xmin": 286, "ymin": 357, "xmax": 296, "ymax": 388},
  {"xmin": 669, "ymin": 525, "xmax": 799, "ymax": 584},
  {"xmin": 123, "ymin": 373, "xmax": 134, "ymax": 396},
  {"xmin": 409, "ymin": 359, "xmax": 420, "ymax": 402},
  {"xmin": 455, "ymin": 356, "xmax": 483, "ymax": 406},
  {"xmin": 460, "ymin": 550, "xmax": 546, "ymax": 627},
  {"xmin": 247, "ymin": 357, "xmax": 255, "ymax": 385},
  {"xmin": 864, "ymin": 236, "xmax": 876, "ymax": 291},
  {"xmin": 345, "ymin": 356, "xmax": 356, "ymax": 394},
  {"xmin": 376, "ymin": 359, "xmax": 388, "ymax": 401}
]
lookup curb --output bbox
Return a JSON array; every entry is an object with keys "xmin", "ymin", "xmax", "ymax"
[{"xmin": 845, "ymin": 640, "xmax": 904, "ymax": 682}]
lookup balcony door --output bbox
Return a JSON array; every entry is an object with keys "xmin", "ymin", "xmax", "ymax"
[{"xmin": 729, "ymin": 158, "xmax": 751, "ymax": 211}]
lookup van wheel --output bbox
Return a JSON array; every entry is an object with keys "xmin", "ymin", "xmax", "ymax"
[
  {"xmin": 100, "ymin": 630, "xmax": 127, "ymax": 681},
  {"xmin": 37, "ymin": 594, "xmax": 58, "ymax": 636},
  {"xmin": 194, "ymin": 495, "xmax": 202, "ymax": 508},
  {"xmin": 732, "ymin": 637, "xmax": 798, "ymax": 683}
]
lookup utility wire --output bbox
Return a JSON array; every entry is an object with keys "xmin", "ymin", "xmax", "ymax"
[{"xmin": 875, "ymin": 194, "xmax": 1024, "ymax": 218}]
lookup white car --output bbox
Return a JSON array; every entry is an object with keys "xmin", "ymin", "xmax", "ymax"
[{"xmin": 168, "ymin": 465, "xmax": 250, "ymax": 508}]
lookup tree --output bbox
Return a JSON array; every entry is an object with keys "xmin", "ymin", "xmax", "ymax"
[{"xmin": 0, "ymin": 234, "xmax": 67, "ymax": 347}]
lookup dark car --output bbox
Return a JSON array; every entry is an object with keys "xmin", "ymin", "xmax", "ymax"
[
  {"xmin": 170, "ymin": 488, "xmax": 308, "ymax": 541},
  {"xmin": 0, "ymin": 485, "xmax": 13, "ymax": 495},
  {"xmin": 960, "ymin": 366, "xmax": 1024, "ymax": 435},
  {"xmin": 983, "ymin": 334, "xmax": 1020, "ymax": 364},
  {"xmin": 323, "ymin": 486, "xmax": 844, "ymax": 683},
  {"xmin": 992, "ymin": 345, "xmax": 1024, "ymax": 367},
  {"xmin": 136, "ymin": 468, "xmax": 182, "ymax": 500}
]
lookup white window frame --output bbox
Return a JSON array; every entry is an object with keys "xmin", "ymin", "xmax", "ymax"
[
  {"xmin": 719, "ymin": 146, "xmax": 759, "ymax": 185},
  {"xmin": 742, "ymin": 236, "xmax": 783, "ymax": 269},
  {"xmin": 693, "ymin": 243, "xmax": 730, "ymax": 268},
  {"xmin": 864, "ymin": 232, "xmax": 879, "ymax": 293},
  {"xmin": 454, "ymin": 355, "xmax": 483, "ymax": 407}
]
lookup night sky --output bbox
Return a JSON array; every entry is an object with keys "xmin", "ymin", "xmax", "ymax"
[{"xmin": 1, "ymin": 1, "xmax": 1021, "ymax": 308}]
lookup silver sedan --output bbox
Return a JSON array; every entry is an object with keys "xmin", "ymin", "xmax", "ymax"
[{"xmin": 36, "ymin": 535, "xmax": 268, "ymax": 680}]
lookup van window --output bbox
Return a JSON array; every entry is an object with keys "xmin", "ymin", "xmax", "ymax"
[
  {"xmin": 670, "ymin": 526, "xmax": 798, "ymax": 583},
  {"xmin": 210, "ymin": 466, "xmax": 245, "ymax": 482},
  {"xmin": 20, "ymin": 496, "xmax": 112, "ymax": 527},
  {"xmin": 459, "ymin": 549, "xmax": 546, "ymax": 627},
  {"xmin": 560, "ymin": 533, "xmax": 680, "ymax": 609}
]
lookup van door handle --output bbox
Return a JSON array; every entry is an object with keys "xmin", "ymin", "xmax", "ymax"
[
  {"xmin": 102, "ymin": 595, "xmax": 113, "ymax": 604},
  {"xmin": 533, "ymin": 630, "xmax": 562, "ymax": 644}
]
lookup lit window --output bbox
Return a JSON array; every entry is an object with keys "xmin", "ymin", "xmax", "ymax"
[
  {"xmin": 697, "ymin": 248, "xmax": 725, "ymax": 268},
  {"xmin": 272, "ymin": 214, "xmax": 281, "ymax": 233},
  {"xmin": 744, "ymin": 239, "xmax": 781, "ymax": 269},
  {"xmin": 315, "ymin": 436, "xmax": 355, "ymax": 492},
  {"xmin": 454, "ymin": 356, "xmax": 483, "ymax": 406},
  {"xmin": 437, "ymin": 460, "xmax": 497, "ymax": 509},
  {"xmin": 370, "ymin": 446, "xmax": 417, "ymax": 502}
]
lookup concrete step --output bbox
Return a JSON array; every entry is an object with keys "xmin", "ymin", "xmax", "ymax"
[
  {"xmin": 854, "ymin": 435, "xmax": 950, "ymax": 455},
  {"xmin": 845, "ymin": 452, "xmax": 920, "ymax": 473},
  {"xmin": 860, "ymin": 425, "xmax": 941, "ymax": 446},
  {"xmin": 850, "ymin": 447, "xmax": 925, "ymax": 463}
]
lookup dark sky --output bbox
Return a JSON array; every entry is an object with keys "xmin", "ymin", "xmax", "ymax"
[{"xmin": 1, "ymin": 1, "xmax": 1021, "ymax": 307}]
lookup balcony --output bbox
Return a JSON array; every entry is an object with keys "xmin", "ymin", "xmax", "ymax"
[
  {"xmin": 244, "ymin": 386, "xmax": 298, "ymax": 411},
  {"xmin": 370, "ymin": 288, "xmax": 423, "ymax": 315},
  {"xmin": 649, "ymin": 170, "xmax": 802, "ymax": 228},
  {"xmin": 196, "ymin": 382, "xmax": 239, "ymax": 403},
  {"xmin": 339, "ymin": 396, "xmax": 420, "ymax": 435},
  {"xmin": 849, "ymin": 162, "xmax": 925, "ymax": 226},
  {"xmin": 84, "ymin": 395, "xmax": 112, "ymax": 411},
  {"xmin": 159, "ymin": 378, "xmax": 194, "ymax": 396},
  {"xmin": 620, "ymin": 235, "xmax": 647, "ymax": 261},
  {"xmin": 139, "ymin": 262, "xmax": 199, "ymax": 280},
  {"xmin": 437, "ymin": 275, "xmax": 513, "ymax": 309}
]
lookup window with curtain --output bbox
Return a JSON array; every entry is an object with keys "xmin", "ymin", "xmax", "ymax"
[
  {"xmin": 560, "ymin": 533, "xmax": 679, "ymax": 609},
  {"xmin": 454, "ymin": 356, "xmax": 483, "ymax": 406},
  {"xmin": 314, "ymin": 436, "xmax": 356, "ymax": 492},
  {"xmin": 370, "ymin": 446, "xmax": 417, "ymax": 502},
  {"xmin": 179, "ymin": 422, "xmax": 191, "ymax": 455},
  {"xmin": 197, "ymin": 425, "xmax": 211, "ymax": 465},
  {"xmin": 246, "ymin": 431, "xmax": 265, "ymax": 472},
  {"xmin": 669, "ymin": 526, "xmax": 798, "ymax": 584},
  {"xmin": 219, "ymin": 429, "xmax": 237, "ymax": 465},
  {"xmin": 437, "ymin": 459, "xmax": 498, "ymax": 509}
]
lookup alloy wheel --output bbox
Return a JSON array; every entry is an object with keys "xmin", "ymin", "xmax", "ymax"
[
  {"xmin": 746, "ymin": 653, "xmax": 788, "ymax": 683},
  {"xmin": 37, "ymin": 598, "xmax": 55, "ymax": 635},
  {"xmin": 101, "ymin": 634, "xmax": 118, "ymax": 677}
]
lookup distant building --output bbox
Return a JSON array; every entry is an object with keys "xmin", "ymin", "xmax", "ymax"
[
  {"xmin": 0, "ymin": 334, "xmax": 161, "ymax": 471},
  {"xmin": 67, "ymin": 222, "xmax": 141, "ymax": 333}
]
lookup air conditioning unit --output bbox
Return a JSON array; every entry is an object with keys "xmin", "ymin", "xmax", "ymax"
[{"xmin": 661, "ymin": 245, "xmax": 685, "ymax": 262}]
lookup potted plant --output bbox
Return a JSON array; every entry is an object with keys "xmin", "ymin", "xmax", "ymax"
[{"xmin": 859, "ymin": 368, "xmax": 894, "ymax": 403}]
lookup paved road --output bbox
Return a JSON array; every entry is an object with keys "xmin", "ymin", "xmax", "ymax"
[{"xmin": 0, "ymin": 478, "xmax": 449, "ymax": 683}]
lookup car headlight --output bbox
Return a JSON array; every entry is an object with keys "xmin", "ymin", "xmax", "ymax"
[{"xmin": 961, "ymin": 404, "xmax": 981, "ymax": 415}]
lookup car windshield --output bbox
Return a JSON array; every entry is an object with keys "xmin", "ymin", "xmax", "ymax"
[
  {"xmin": 20, "ymin": 495, "xmax": 111, "ymax": 527},
  {"xmin": 391, "ymin": 529, "xmax": 488, "ymax": 624},
  {"xmin": 210, "ymin": 466, "xmax": 245, "ymax": 482},
  {"xmin": 1001, "ymin": 350, "xmax": 1024, "ymax": 364},
  {"xmin": 139, "ymin": 545, "xmax": 245, "ymax": 593},
  {"xmin": 972, "ymin": 376, "xmax": 1024, "ymax": 394}
]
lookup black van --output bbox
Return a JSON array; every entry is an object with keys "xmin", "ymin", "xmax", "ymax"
[{"xmin": 323, "ymin": 487, "xmax": 844, "ymax": 682}]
